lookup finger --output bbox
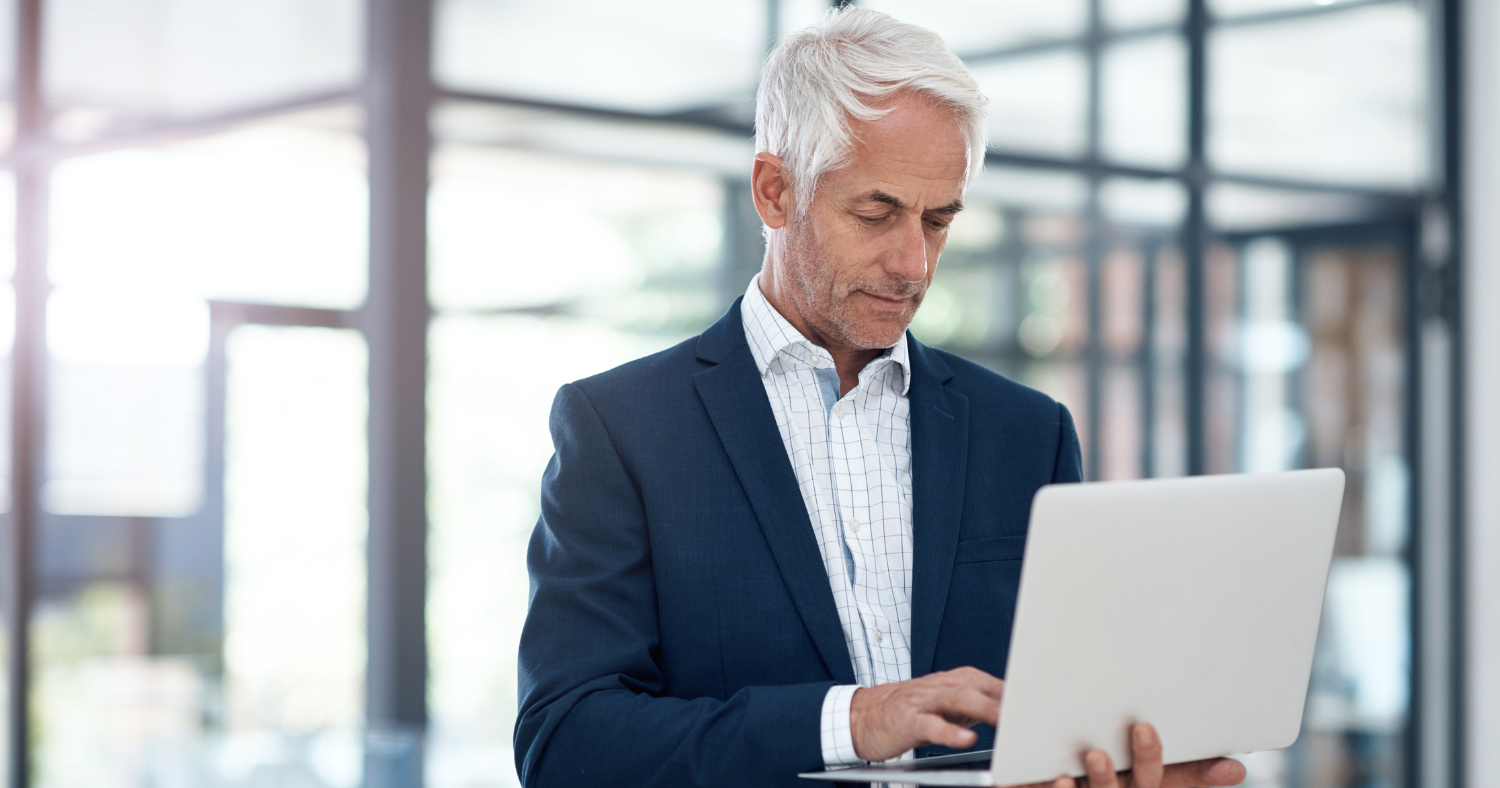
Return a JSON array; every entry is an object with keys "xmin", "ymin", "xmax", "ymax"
[
  {"xmin": 1196, "ymin": 758, "xmax": 1247, "ymax": 786},
  {"xmin": 1085, "ymin": 749, "xmax": 1119, "ymax": 788},
  {"xmin": 1162, "ymin": 757, "xmax": 1246, "ymax": 788},
  {"xmin": 915, "ymin": 713, "xmax": 981, "ymax": 751},
  {"xmin": 940, "ymin": 687, "xmax": 1002, "ymax": 727},
  {"xmin": 946, "ymin": 666, "xmax": 1007, "ymax": 702},
  {"xmin": 1130, "ymin": 723, "xmax": 1164, "ymax": 788}
]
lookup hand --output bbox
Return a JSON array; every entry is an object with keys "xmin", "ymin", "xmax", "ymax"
[
  {"xmin": 1039, "ymin": 723, "xmax": 1246, "ymax": 788},
  {"xmin": 849, "ymin": 666, "xmax": 1005, "ymax": 762}
]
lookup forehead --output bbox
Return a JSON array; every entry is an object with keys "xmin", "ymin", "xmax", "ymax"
[{"xmin": 828, "ymin": 93, "xmax": 969, "ymax": 204}]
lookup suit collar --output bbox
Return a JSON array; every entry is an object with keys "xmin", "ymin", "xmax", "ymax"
[
  {"xmin": 692, "ymin": 300, "xmax": 856, "ymax": 683},
  {"xmin": 904, "ymin": 336, "xmax": 968, "ymax": 678}
]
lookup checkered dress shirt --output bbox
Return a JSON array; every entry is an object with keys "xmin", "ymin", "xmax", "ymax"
[{"xmin": 741, "ymin": 276, "xmax": 914, "ymax": 768}]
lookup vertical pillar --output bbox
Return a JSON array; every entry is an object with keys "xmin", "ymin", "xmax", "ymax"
[
  {"xmin": 363, "ymin": 0, "xmax": 432, "ymax": 785},
  {"xmin": 1083, "ymin": 0, "xmax": 1104, "ymax": 482},
  {"xmin": 5, "ymin": 0, "xmax": 44, "ymax": 786},
  {"xmin": 1184, "ymin": 0, "xmax": 1209, "ymax": 476},
  {"xmin": 1460, "ymin": 0, "xmax": 1495, "ymax": 784}
]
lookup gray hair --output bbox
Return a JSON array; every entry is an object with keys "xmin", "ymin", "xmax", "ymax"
[{"xmin": 755, "ymin": 6, "xmax": 989, "ymax": 217}]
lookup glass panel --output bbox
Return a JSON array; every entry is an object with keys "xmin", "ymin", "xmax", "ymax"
[
  {"xmin": 1206, "ymin": 237, "xmax": 1410, "ymax": 786},
  {"xmin": 1232, "ymin": 238, "xmax": 1306, "ymax": 473},
  {"xmin": 778, "ymin": 0, "xmax": 834, "ymax": 37},
  {"xmin": 1104, "ymin": 0, "xmax": 1185, "ymax": 30},
  {"xmin": 970, "ymin": 50, "xmax": 1089, "ymax": 157},
  {"xmin": 1098, "ymin": 249, "xmax": 1145, "ymax": 480},
  {"xmin": 0, "ymin": 171, "xmax": 14, "ymax": 281},
  {"xmin": 49, "ymin": 109, "xmax": 368, "ymax": 310},
  {"xmin": 426, "ymin": 143, "xmax": 731, "ymax": 787},
  {"xmin": 0, "ymin": 0, "xmax": 15, "ymax": 153},
  {"xmin": 44, "ymin": 0, "xmax": 362, "ymax": 140},
  {"xmin": 44, "ymin": 288, "xmax": 207, "ymax": 516},
  {"xmin": 435, "ymin": 0, "xmax": 765, "ymax": 115},
  {"xmin": 0, "ymin": 300, "xmax": 9, "ymax": 785},
  {"xmin": 30, "ymin": 324, "xmax": 368, "ymax": 788},
  {"xmin": 1205, "ymin": 242, "xmax": 1239, "ymax": 474},
  {"xmin": 1149, "ymin": 246, "xmax": 1188, "ymax": 477},
  {"xmin": 1102, "ymin": 35, "xmax": 1186, "ymax": 168},
  {"xmin": 429, "ymin": 145, "xmax": 726, "ymax": 321},
  {"xmin": 861, "ymin": 0, "xmax": 1086, "ymax": 54},
  {"xmin": 1209, "ymin": 4, "xmax": 1429, "ymax": 188},
  {"xmin": 1101, "ymin": 177, "xmax": 1186, "ymax": 228},
  {"xmin": 222, "ymin": 324, "xmax": 367, "ymax": 784}
]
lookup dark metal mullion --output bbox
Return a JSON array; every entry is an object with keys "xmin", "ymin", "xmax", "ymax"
[
  {"xmin": 1402, "ymin": 215, "xmax": 1429, "ymax": 788},
  {"xmin": 1083, "ymin": 0, "xmax": 1104, "ymax": 482},
  {"xmin": 363, "ymin": 0, "xmax": 433, "ymax": 783},
  {"xmin": 1440, "ymin": 0, "xmax": 1466, "ymax": 783},
  {"xmin": 5, "ymin": 0, "xmax": 43, "ymax": 786},
  {"xmin": 1184, "ymin": 0, "xmax": 1209, "ymax": 477}
]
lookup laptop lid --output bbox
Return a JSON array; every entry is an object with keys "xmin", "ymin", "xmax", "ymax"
[{"xmin": 988, "ymin": 468, "xmax": 1345, "ymax": 786}]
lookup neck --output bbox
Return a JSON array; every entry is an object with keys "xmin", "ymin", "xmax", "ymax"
[{"xmin": 758, "ymin": 268, "xmax": 883, "ymax": 397}]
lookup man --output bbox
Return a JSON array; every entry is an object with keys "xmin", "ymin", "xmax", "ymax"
[{"xmin": 516, "ymin": 9, "xmax": 1248, "ymax": 788}]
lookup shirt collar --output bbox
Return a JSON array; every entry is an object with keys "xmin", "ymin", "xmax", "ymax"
[{"xmin": 741, "ymin": 274, "xmax": 911, "ymax": 396}]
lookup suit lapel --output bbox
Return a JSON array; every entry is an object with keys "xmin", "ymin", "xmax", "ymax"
[
  {"xmin": 906, "ymin": 339, "xmax": 969, "ymax": 678},
  {"xmin": 692, "ymin": 302, "xmax": 856, "ymax": 685}
]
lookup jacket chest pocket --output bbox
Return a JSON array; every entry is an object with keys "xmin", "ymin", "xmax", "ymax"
[{"xmin": 953, "ymin": 535, "xmax": 1027, "ymax": 564}]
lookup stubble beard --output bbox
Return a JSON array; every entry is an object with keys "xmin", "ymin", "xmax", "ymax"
[{"xmin": 780, "ymin": 215, "xmax": 927, "ymax": 351}]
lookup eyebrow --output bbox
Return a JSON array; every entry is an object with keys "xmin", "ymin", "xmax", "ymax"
[{"xmin": 865, "ymin": 191, "xmax": 965, "ymax": 215}]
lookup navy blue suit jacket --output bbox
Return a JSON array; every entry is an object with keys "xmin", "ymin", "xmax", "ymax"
[{"xmin": 516, "ymin": 299, "xmax": 1082, "ymax": 788}]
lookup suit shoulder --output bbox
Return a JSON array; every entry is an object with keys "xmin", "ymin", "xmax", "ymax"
[{"xmin": 567, "ymin": 333, "xmax": 707, "ymax": 405}]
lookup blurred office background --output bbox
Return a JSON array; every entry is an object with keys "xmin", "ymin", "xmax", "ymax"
[{"xmin": 0, "ymin": 0, "xmax": 1496, "ymax": 787}]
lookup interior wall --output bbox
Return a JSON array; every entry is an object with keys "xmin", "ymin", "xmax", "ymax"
[{"xmin": 1463, "ymin": 0, "xmax": 1500, "ymax": 783}]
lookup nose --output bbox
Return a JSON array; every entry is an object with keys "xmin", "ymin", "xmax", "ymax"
[{"xmin": 885, "ymin": 214, "xmax": 929, "ymax": 283}]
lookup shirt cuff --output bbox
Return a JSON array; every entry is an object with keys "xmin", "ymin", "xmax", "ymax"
[{"xmin": 820, "ymin": 684, "xmax": 864, "ymax": 768}]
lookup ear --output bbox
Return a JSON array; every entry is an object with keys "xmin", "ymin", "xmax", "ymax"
[{"xmin": 751, "ymin": 152, "xmax": 793, "ymax": 230}]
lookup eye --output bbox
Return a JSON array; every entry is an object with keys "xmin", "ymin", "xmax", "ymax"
[
  {"xmin": 858, "ymin": 214, "xmax": 888, "ymax": 225},
  {"xmin": 928, "ymin": 218, "xmax": 952, "ymax": 231}
]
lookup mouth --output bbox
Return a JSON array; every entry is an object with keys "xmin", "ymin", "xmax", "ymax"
[{"xmin": 858, "ymin": 291, "xmax": 913, "ymax": 313}]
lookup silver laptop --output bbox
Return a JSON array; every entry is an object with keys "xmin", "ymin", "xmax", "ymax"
[{"xmin": 801, "ymin": 468, "xmax": 1346, "ymax": 787}]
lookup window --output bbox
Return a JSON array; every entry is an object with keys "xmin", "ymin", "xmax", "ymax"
[{"xmin": 1, "ymin": 3, "xmax": 1459, "ymax": 788}]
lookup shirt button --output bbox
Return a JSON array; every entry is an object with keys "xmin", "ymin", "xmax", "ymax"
[
  {"xmin": 849, "ymin": 517, "xmax": 860, "ymax": 534},
  {"xmin": 873, "ymin": 628, "xmax": 884, "ymax": 643},
  {"xmin": 833, "ymin": 404, "xmax": 846, "ymax": 419}
]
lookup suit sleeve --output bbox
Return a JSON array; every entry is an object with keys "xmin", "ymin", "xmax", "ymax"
[
  {"xmin": 1050, "ymin": 401, "xmax": 1084, "ymax": 484},
  {"xmin": 514, "ymin": 383, "xmax": 834, "ymax": 788}
]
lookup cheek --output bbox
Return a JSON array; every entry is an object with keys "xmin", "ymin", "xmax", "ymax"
[{"xmin": 926, "ymin": 236, "xmax": 947, "ymax": 265}]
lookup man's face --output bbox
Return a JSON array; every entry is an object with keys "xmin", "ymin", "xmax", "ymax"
[{"xmin": 775, "ymin": 93, "xmax": 969, "ymax": 351}]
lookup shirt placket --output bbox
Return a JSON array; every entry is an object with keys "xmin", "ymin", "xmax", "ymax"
[
  {"xmin": 831, "ymin": 384, "xmax": 883, "ymax": 686},
  {"xmin": 797, "ymin": 356, "xmax": 872, "ymax": 687}
]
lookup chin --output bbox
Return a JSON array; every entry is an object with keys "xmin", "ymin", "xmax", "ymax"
[{"xmin": 841, "ymin": 316, "xmax": 911, "ymax": 350}]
